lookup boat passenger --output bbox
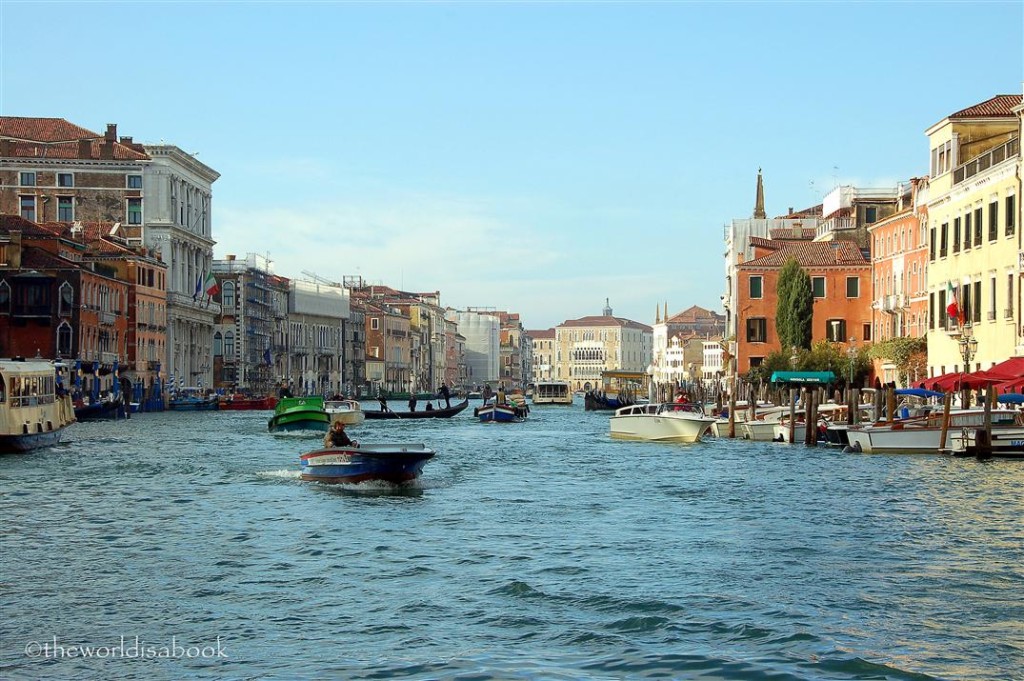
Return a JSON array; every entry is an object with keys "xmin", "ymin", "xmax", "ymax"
[
  {"xmin": 408, "ymin": 396, "xmax": 417, "ymax": 412},
  {"xmin": 324, "ymin": 421, "xmax": 357, "ymax": 448},
  {"xmin": 497, "ymin": 385, "xmax": 506, "ymax": 405},
  {"xmin": 425, "ymin": 402, "xmax": 434, "ymax": 411}
]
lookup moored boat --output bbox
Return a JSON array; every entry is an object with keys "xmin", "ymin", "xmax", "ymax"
[
  {"xmin": 168, "ymin": 387, "xmax": 220, "ymax": 411},
  {"xmin": 74, "ymin": 392, "xmax": 128, "ymax": 421},
  {"xmin": 218, "ymin": 394, "xmax": 278, "ymax": 410},
  {"xmin": 609, "ymin": 402, "xmax": 715, "ymax": 443},
  {"xmin": 948, "ymin": 425, "xmax": 1024, "ymax": 458},
  {"xmin": 268, "ymin": 396, "xmax": 330, "ymax": 432},
  {"xmin": 846, "ymin": 408, "xmax": 1022, "ymax": 454},
  {"xmin": 299, "ymin": 443, "xmax": 435, "ymax": 484},
  {"xmin": 0, "ymin": 357, "xmax": 76, "ymax": 453}
]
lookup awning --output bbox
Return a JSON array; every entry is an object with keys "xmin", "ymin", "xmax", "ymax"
[
  {"xmin": 915, "ymin": 372, "xmax": 963, "ymax": 392},
  {"xmin": 894, "ymin": 388, "xmax": 945, "ymax": 398},
  {"xmin": 770, "ymin": 371, "xmax": 837, "ymax": 384}
]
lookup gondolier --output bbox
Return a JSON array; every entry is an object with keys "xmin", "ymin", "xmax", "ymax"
[{"xmin": 438, "ymin": 383, "xmax": 451, "ymax": 409}]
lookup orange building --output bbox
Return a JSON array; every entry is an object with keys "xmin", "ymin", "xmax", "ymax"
[
  {"xmin": 867, "ymin": 180, "xmax": 929, "ymax": 383},
  {"xmin": 735, "ymin": 239, "xmax": 872, "ymax": 373}
]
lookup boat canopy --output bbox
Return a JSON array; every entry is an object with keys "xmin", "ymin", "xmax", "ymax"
[
  {"xmin": 894, "ymin": 388, "xmax": 945, "ymax": 398},
  {"xmin": 769, "ymin": 371, "xmax": 836, "ymax": 384},
  {"xmin": 996, "ymin": 393, "xmax": 1024, "ymax": 404}
]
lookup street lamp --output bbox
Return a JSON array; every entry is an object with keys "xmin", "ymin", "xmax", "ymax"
[
  {"xmin": 958, "ymin": 323, "xmax": 978, "ymax": 406},
  {"xmin": 790, "ymin": 346, "xmax": 799, "ymax": 370}
]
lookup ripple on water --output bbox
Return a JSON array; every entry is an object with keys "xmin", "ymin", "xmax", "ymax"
[{"xmin": 1, "ymin": 407, "xmax": 1021, "ymax": 680}]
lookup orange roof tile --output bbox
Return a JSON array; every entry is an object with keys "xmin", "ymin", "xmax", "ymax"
[
  {"xmin": 558, "ymin": 315, "xmax": 652, "ymax": 332},
  {"xmin": 741, "ymin": 240, "xmax": 868, "ymax": 268},
  {"xmin": 0, "ymin": 116, "xmax": 149, "ymax": 161},
  {"xmin": 948, "ymin": 95, "xmax": 1022, "ymax": 119}
]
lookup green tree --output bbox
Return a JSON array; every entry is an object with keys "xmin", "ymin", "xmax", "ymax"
[
  {"xmin": 869, "ymin": 337, "xmax": 928, "ymax": 386},
  {"xmin": 776, "ymin": 258, "xmax": 814, "ymax": 350}
]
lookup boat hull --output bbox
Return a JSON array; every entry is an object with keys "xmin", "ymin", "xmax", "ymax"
[
  {"xmin": 610, "ymin": 405, "xmax": 714, "ymax": 443},
  {"xmin": 324, "ymin": 400, "xmax": 366, "ymax": 426},
  {"xmin": 74, "ymin": 398, "xmax": 127, "ymax": 421},
  {"xmin": 365, "ymin": 399, "xmax": 470, "ymax": 420},
  {"xmin": 475, "ymin": 404, "xmax": 526, "ymax": 422},
  {"xmin": 269, "ymin": 397, "xmax": 330, "ymax": 432},
  {"xmin": 299, "ymin": 444, "xmax": 435, "ymax": 484},
  {"xmin": 950, "ymin": 427, "xmax": 1024, "ymax": 458},
  {"xmin": 168, "ymin": 399, "xmax": 219, "ymax": 411},
  {"xmin": 0, "ymin": 429, "xmax": 65, "ymax": 454},
  {"xmin": 218, "ymin": 396, "xmax": 278, "ymax": 410}
]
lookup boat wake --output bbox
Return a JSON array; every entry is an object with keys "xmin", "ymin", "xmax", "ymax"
[{"xmin": 256, "ymin": 469, "xmax": 302, "ymax": 480}]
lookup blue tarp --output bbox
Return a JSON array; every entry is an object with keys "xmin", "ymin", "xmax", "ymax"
[
  {"xmin": 770, "ymin": 371, "xmax": 837, "ymax": 384},
  {"xmin": 894, "ymin": 388, "xmax": 945, "ymax": 398},
  {"xmin": 997, "ymin": 393, "xmax": 1024, "ymax": 404}
]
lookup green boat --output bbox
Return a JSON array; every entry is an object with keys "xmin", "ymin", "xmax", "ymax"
[{"xmin": 268, "ymin": 396, "xmax": 330, "ymax": 433}]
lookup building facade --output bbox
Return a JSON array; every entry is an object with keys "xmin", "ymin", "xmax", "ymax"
[
  {"xmin": 924, "ymin": 94, "xmax": 1022, "ymax": 377},
  {"xmin": 554, "ymin": 301, "xmax": 653, "ymax": 392}
]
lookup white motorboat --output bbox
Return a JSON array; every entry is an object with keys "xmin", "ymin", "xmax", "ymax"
[
  {"xmin": 707, "ymin": 401, "xmax": 776, "ymax": 437},
  {"xmin": 609, "ymin": 403, "xmax": 716, "ymax": 443},
  {"xmin": 772, "ymin": 404, "xmax": 848, "ymax": 444},
  {"xmin": 846, "ymin": 409, "xmax": 1021, "ymax": 454},
  {"xmin": 948, "ymin": 425, "xmax": 1024, "ymax": 458},
  {"xmin": 324, "ymin": 399, "xmax": 366, "ymax": 426},
  {"xmin": 734, "ymin": 406, "xmax": 790, "ymax": 441}
]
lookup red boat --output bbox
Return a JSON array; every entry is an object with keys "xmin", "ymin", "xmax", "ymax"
[{"xmin": 217, "ymin": 394, "xmax": 278, "ymax": 410}]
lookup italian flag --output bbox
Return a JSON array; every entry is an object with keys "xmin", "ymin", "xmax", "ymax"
[
  {"xmin": 204, "ymin": 270, "xmax": 220, "ymax": 297},
  {"xmin": 946, "ymin": 281, "xmax": 962, "ymax": 324}
]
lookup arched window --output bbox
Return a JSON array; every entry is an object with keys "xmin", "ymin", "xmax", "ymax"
[
  {"xmin": 56, "ymin": 322, "xmax": 73, "ymax": 357},
  {"xmin": 58, "ymin": 281, "xmax": 74, "ymax": 316},
  {"xmin": 0, "ymin": 280, "xmax": 10, "ymax": 314},
  {"xmin": 222, "ymin": 281, "xmax": 235, "ymax": 309},
  {"xmin": 213, "ymin": 332, "xmax": 223, "ymax": 356}
]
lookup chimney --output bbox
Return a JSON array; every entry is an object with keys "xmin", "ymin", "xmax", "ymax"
[
  {"xmin": 788, "ymin": 207, "xmax": 793, "ymax": 215},
  {"xmin": 226, "ymin": 254, "xmax": 236, "ymax": 261},
  {"xmin": 100, "ymin": 141, "xmax": 114, "ymax": 159},
  {"xmin": 105, "ymin": 124, "xmax": 117, "ymax": 142},
  {"xmin": 119, "ymin": 136, "xmax": 133, "ymax": 147},
  {"xmin": 78, "ymin": 139, "xmax": 92, "ymax": 158},
  {"xmin": 0, "ymin": 138, "xmax": 11, "ymax": 156}
]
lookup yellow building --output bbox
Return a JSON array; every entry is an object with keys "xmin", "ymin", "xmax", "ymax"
[
  {"xmin": 554, "ymin": 301, "xmax": 653, "ymax": 392},
  {"xmin": 925, "ymin": 94, "xmax": 1022, "ymax": 377}
]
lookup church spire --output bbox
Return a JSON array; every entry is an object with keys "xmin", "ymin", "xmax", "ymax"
[
  {"xmin": 655, "ymin": 305, "xmax": 661, "ymax": 324},
  {"xmin": 664, "ymin": 301, "xmax": 669, "ymax": 322},
  {"xmin": 754, "ymin": 167, "xmax": 766, "ymax": 219},
  {"xmin": 603, "ymin": 298, "xmax": 612, "ymax": 316}
]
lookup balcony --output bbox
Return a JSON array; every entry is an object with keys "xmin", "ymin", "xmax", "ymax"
[
  {"xmin": 101, "ymin": 352, "xmax": 118, "ymax": 364},
  {"xmin": 817, "ymin": 216, "xmax": 856, "ymax": 238},
  {"xmin": 953, "ymin": 137, "xmax": 1019, "ymax": 185},
  {"xmin": 99, "ymin": 311, "xmax": 115, "ymax": 325}
]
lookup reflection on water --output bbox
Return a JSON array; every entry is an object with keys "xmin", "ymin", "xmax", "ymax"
[{"xmin": 1, "ymin": 403, "xmax": 1021, "ymax": 680}]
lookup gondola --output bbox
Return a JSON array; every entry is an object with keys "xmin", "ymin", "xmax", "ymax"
[{"xmin": 364, "ymin": 398, "xmax": 470, "ymax": 420}]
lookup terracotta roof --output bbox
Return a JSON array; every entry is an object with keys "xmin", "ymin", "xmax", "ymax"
[
  {"xmin": 527, "ymin": 328, "xmax": 556, "ymax": 339},
  {"xmin": 741, "ymin": 240, "xmax": 868, "ymax": 268},
  {"xmin": 19, "ymin": 247, "xmax": 79, "ymax": 271},
  {"xmin": 0, "ymin": 116, "xmax": 149, "ymax": 161},
  {"xmin": 948, "ymin": 95, "xmax": 1022, "ymax": 119},
  {"xmin": 558, "ymin": 315, "xmax": 652, "ymax": 332},
  {"xmin": 666, "ymin": 305, "xmax": 724, "ymax": 323},
  {"xmin": 0, "ymin": 214, "xmax": 60, "ymax": 238}
]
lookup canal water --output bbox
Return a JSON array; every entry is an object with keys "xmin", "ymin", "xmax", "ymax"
[{"xmin": 1, "ymin": 400, "xmax": 1021, "ymax": 680}]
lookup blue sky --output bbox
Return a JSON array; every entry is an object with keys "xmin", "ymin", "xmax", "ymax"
[{"xmin": 2, "ymin": 1, "xmax": 1022, "ymax": 330}]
